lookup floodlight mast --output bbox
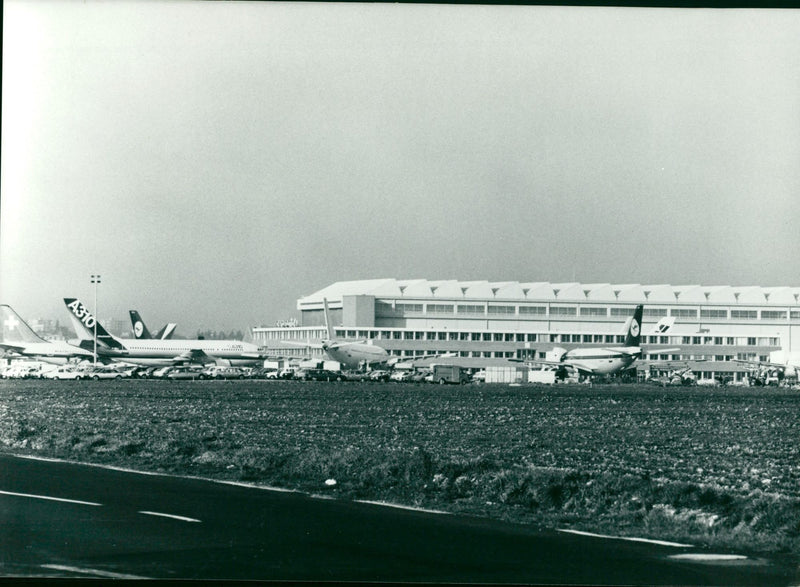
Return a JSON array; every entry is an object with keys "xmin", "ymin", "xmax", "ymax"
[{"xmin": 91, "ymin": 274, "xmax": 101, "ymax": 366}]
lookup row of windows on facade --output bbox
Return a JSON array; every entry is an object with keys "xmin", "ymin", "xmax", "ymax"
[
  {"xmin": 296, "ymin": 347, "xmax": 770, "ymax": 363},
  {"xmin": 261, "ymin": 329, "xmax": 779, "ymax": 347},
  {"xmin": 375, "ymin": 302, "xmax": 799, "ymax": 320}
]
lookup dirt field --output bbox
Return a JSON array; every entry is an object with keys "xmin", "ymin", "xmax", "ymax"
[{"xmin": 1, "ymin": 379, "xmax": 798, "ymax": 555}]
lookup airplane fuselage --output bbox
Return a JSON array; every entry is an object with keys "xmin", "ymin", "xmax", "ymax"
[
  {"xmin": 562, "ymin": 347, "xmax": 640, "ymax": 375},
  {"xmin": 6, "ymin": 342, "xmax": 94, "ymax": 365},
  {"xmin": 323, "ymin": 341, "xmax": 389, "ymax": 370},
  {"xmin": 96, "ymin": 339, "xmax": 264, "ymax": 367}
]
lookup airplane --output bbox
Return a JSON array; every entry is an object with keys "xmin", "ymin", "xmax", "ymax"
[
  {"xmin": 129, "ymin": 310, "xmax": 177, "ymax": 340},
  {"xmin": 281, "ymin": 298, "xmax": 452, "ymax": 370},
  {"xmin": 0, "ymin": 304, "xmax": 95, "ymax": 364},
  {"xmin": 516, "ymin": 305, "xmax": 680, "ymax": 378},
  {"xmin": 64, "ymin": 298, "xmax": 266, "ymax": 367}
]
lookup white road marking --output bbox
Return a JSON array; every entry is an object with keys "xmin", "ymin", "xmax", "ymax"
[
  {"xmin": 41, "ymin": 564, "xmax": 150, "ymax": 579},
  {"xmin": 0, "ymin": 490, "xmax": 101, "ymax": 507},
  {"xmin": 356, "ymin": 500, "xmax": 449, "ymax": 515},
  {"xmin": 669, "ymin": 553, "xmax": 748, "ymax": 562},
  {"xmin": 139, "ymin": 510, "xmax": 201, "ymax": 523},
  {"xmin": 557, "ymin": 528, "xmax": 693, "ymax": 548}
]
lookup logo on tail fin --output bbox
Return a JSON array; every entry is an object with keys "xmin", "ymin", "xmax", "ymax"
[
  {"xmin": 63, "ymin": 298, "xmax": 124, "ymax": 349},
  {"xmin": 623, "ymin": 305, "xmax": 644, "ymax": 347}
]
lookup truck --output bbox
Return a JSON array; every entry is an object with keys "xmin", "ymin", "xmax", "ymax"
[{"xmin": 429, "ymin": 364, "xmax": 471, "ymax": 385}]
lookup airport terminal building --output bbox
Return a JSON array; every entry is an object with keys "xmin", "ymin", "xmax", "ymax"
[{"xmin": 252, "ymin": 279, "xmax": 800, "ymax": 381}]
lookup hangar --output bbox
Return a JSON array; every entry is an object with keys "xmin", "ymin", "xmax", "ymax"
[{"xmin": 252, "ymin": 279, "xmax": 800, "ymax": 381}]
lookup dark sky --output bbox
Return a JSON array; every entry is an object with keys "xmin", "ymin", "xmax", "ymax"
[{"xmin": 2, "ymin": 2, "xmax": 798, "ymax": 332}]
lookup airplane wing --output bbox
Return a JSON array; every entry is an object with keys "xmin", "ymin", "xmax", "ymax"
[
  {"xmin": 0, "ymin": 343, "xmax": 26, "ymax": 355},
  {"xmin": 174, "ymin": 349, "xmax": 217, "ymax": 365},
  {"xmin": 387, "ymin": 352, "xmax": 457, "ymax": 366},
  {"xmin": 280, "ymin": 340, "xmax": 325, "ymax": 350},
  {"xmin": 733, "ymin": 358, "xmax": 788, "ymax": 370}
]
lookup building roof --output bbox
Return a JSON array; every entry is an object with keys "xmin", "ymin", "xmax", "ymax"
[{"xmin": 299, "ymin": 279, "xmax": 800, "ymax": 306}]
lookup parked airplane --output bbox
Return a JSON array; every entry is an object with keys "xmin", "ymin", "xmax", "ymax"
[
  {"xmin": 64, "ymin": 298, "xmax": 265, "ymax": 367},
  {"xmin": 518, "ymin": 305, "xmax": 680, "ymax": 377},
  {"xmin": 0, "ymin": 304, "xmax": 94, "ymax": 364},
  {"xmin": 281, "ymin": 298, "xmax": 452, "ymax": 370},
  {"xmin": 129, "ymin": 310, "xmax": 177, "ymax": 340}
]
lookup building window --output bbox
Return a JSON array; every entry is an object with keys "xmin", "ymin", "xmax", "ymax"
[
  {"xmin": 700, "ymin": 309, "xmax": 728, "ymax": 319},
  {"xmin": 551, "ymin": 306, "xmax": 577, "ymax": 316},
  {"xmin": 488, "ymin": 305, "xmax": 515, "ymax": 315},
  {"xmin": 427, "ymin": 304, "xmax": 453, "ymax": 314},
  {"xmin": 471, "ymin": 333, "xmax": 481, "ymax": 341},
  {"xmin": 457, "ymin": 305, "xmax": 484, "ymax": 315},
  {"xmin": 791, "ymin": 310, "xmax": 800, "ymax": 320},
  {"xmin": 519, "ymin": 306, "xmax": 546, "ymax": 316},
  {"xmin": 437, "ymin": 332, "xmax": 447, "ymax": 341},
  {"xmin": 493, "ymin": 333, "xmax": 503, "ymax": 342},
  {"xmin": 761, "ymin": 310, "xmax": 786, "ymax": 320},
  {"xmin": 747, "ymin": 337, "xmax": 757, "ymax": 345},
  {"xmin": 671, "ymin": 308, "xmax": 697, "ymax": 318},
  {"xmin": 580, "ymin": 307, "xmax": 607, "ymax": 317},
  {"xmin": 726, "ymin": 337, "xmax": 735, "ymax": 345},
  {"xmin": 396, "ymin": 302, "xmax": 423, "ymax": 314},
  {"xmin": 610, "ymin": 307, "xmax": 633, "ymax": 316},
  {"xmin": 375, "ymin": 301, "xmax": 396, "ymax": 316},
  {"xmin": 459, "ymin": 332, "xmax": 470, "ymax": 341},
  {"xmin": 731, "ymin": 310, "xmax": 758, "ymax": 320},
  {"xmin": 582, "ymin": 335, "xmax": 592, "ymax": 343},
  {"xmin": 527, "ymin": 334, "xmax": 538, "ymax": 342},
  {"xmin": 643, "ymin": 308, "xmax": 668, "ymax": 317},
  {"xmin": 714, "ymin": 337, "xmax": 723, "ymax": 345}
]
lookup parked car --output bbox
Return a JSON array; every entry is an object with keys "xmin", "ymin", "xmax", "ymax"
[
  {"xmin": 85, "ymin": 366, "xmax": 126, "ymax": 380},
  {"xmin": 151, "ymin": 366, "xmax": 176, "ymax": 379},
  {"xmin": 278, "ymin": 367, "xmax": 297, "ymax": 379},
  {"xmin": 368, "ymin": 370, "xmax": 390, "ymax": 382},
  {"xmin": 296, "ymin": 368, "xmax": 344, "ymax": 382},
  {"xmin": 389, "ymin": 370, "xmax": 413, "ymax": 382},
  {"xmin": 471, "ymin": 370, "xmax": 486, "ymax": 383},
  {"xmin": 43, "ymin": 365, "xmax": 86, "ymax": 380},
  {"xmin": 166, "ymin": 367, "xmax": 206, "ymax": 380},
  {"xmin": 202, "ymin": 366, "xmax": 247, "ymax": 380}
]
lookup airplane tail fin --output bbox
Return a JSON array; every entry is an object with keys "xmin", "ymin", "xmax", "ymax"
[
  {"xmin": 623, "ymin": 305, "xmax": 643, "ymax": 347},
  {"xmin": 129, "ymin": 311, "xmax": 152, "ymax": 339},
  {"xmin": 0, "ymin": 305, "xmax": 48, "ymax": 344},
  {"xmin": 322, "ymin": 298, "xmax": 336, "ymax": 340},
  {"xmin": 154, "ymin": 323, "xmax": 177, "ymax": 340},
  {"xmin": 63, "ymin": 298, "xmax": 125, "ymax": 350}
]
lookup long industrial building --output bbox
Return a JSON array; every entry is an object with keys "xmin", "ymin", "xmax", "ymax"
[{"xmin": 253, "ymin": 279, "xmax": 800, "ymax": 381}]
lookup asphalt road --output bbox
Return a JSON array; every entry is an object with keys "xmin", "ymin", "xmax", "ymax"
[{"xmin": 0, "ymin": 454, "xmax": 796, "ymax": 584}]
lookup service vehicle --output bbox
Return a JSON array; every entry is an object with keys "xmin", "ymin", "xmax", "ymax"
[{"xmin": 429, "ymin": 364, "xmax": 471, "ymax": 385}]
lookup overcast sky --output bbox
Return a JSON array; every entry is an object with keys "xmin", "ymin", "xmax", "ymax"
[{"xmin": 2, "ymin": 1, "xmax": 799, "ymax": 333}]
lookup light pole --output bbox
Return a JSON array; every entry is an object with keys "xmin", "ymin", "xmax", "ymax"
[{"xmin": 91, "ymin": 274, "xmax": 101, "ymax": 366}]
